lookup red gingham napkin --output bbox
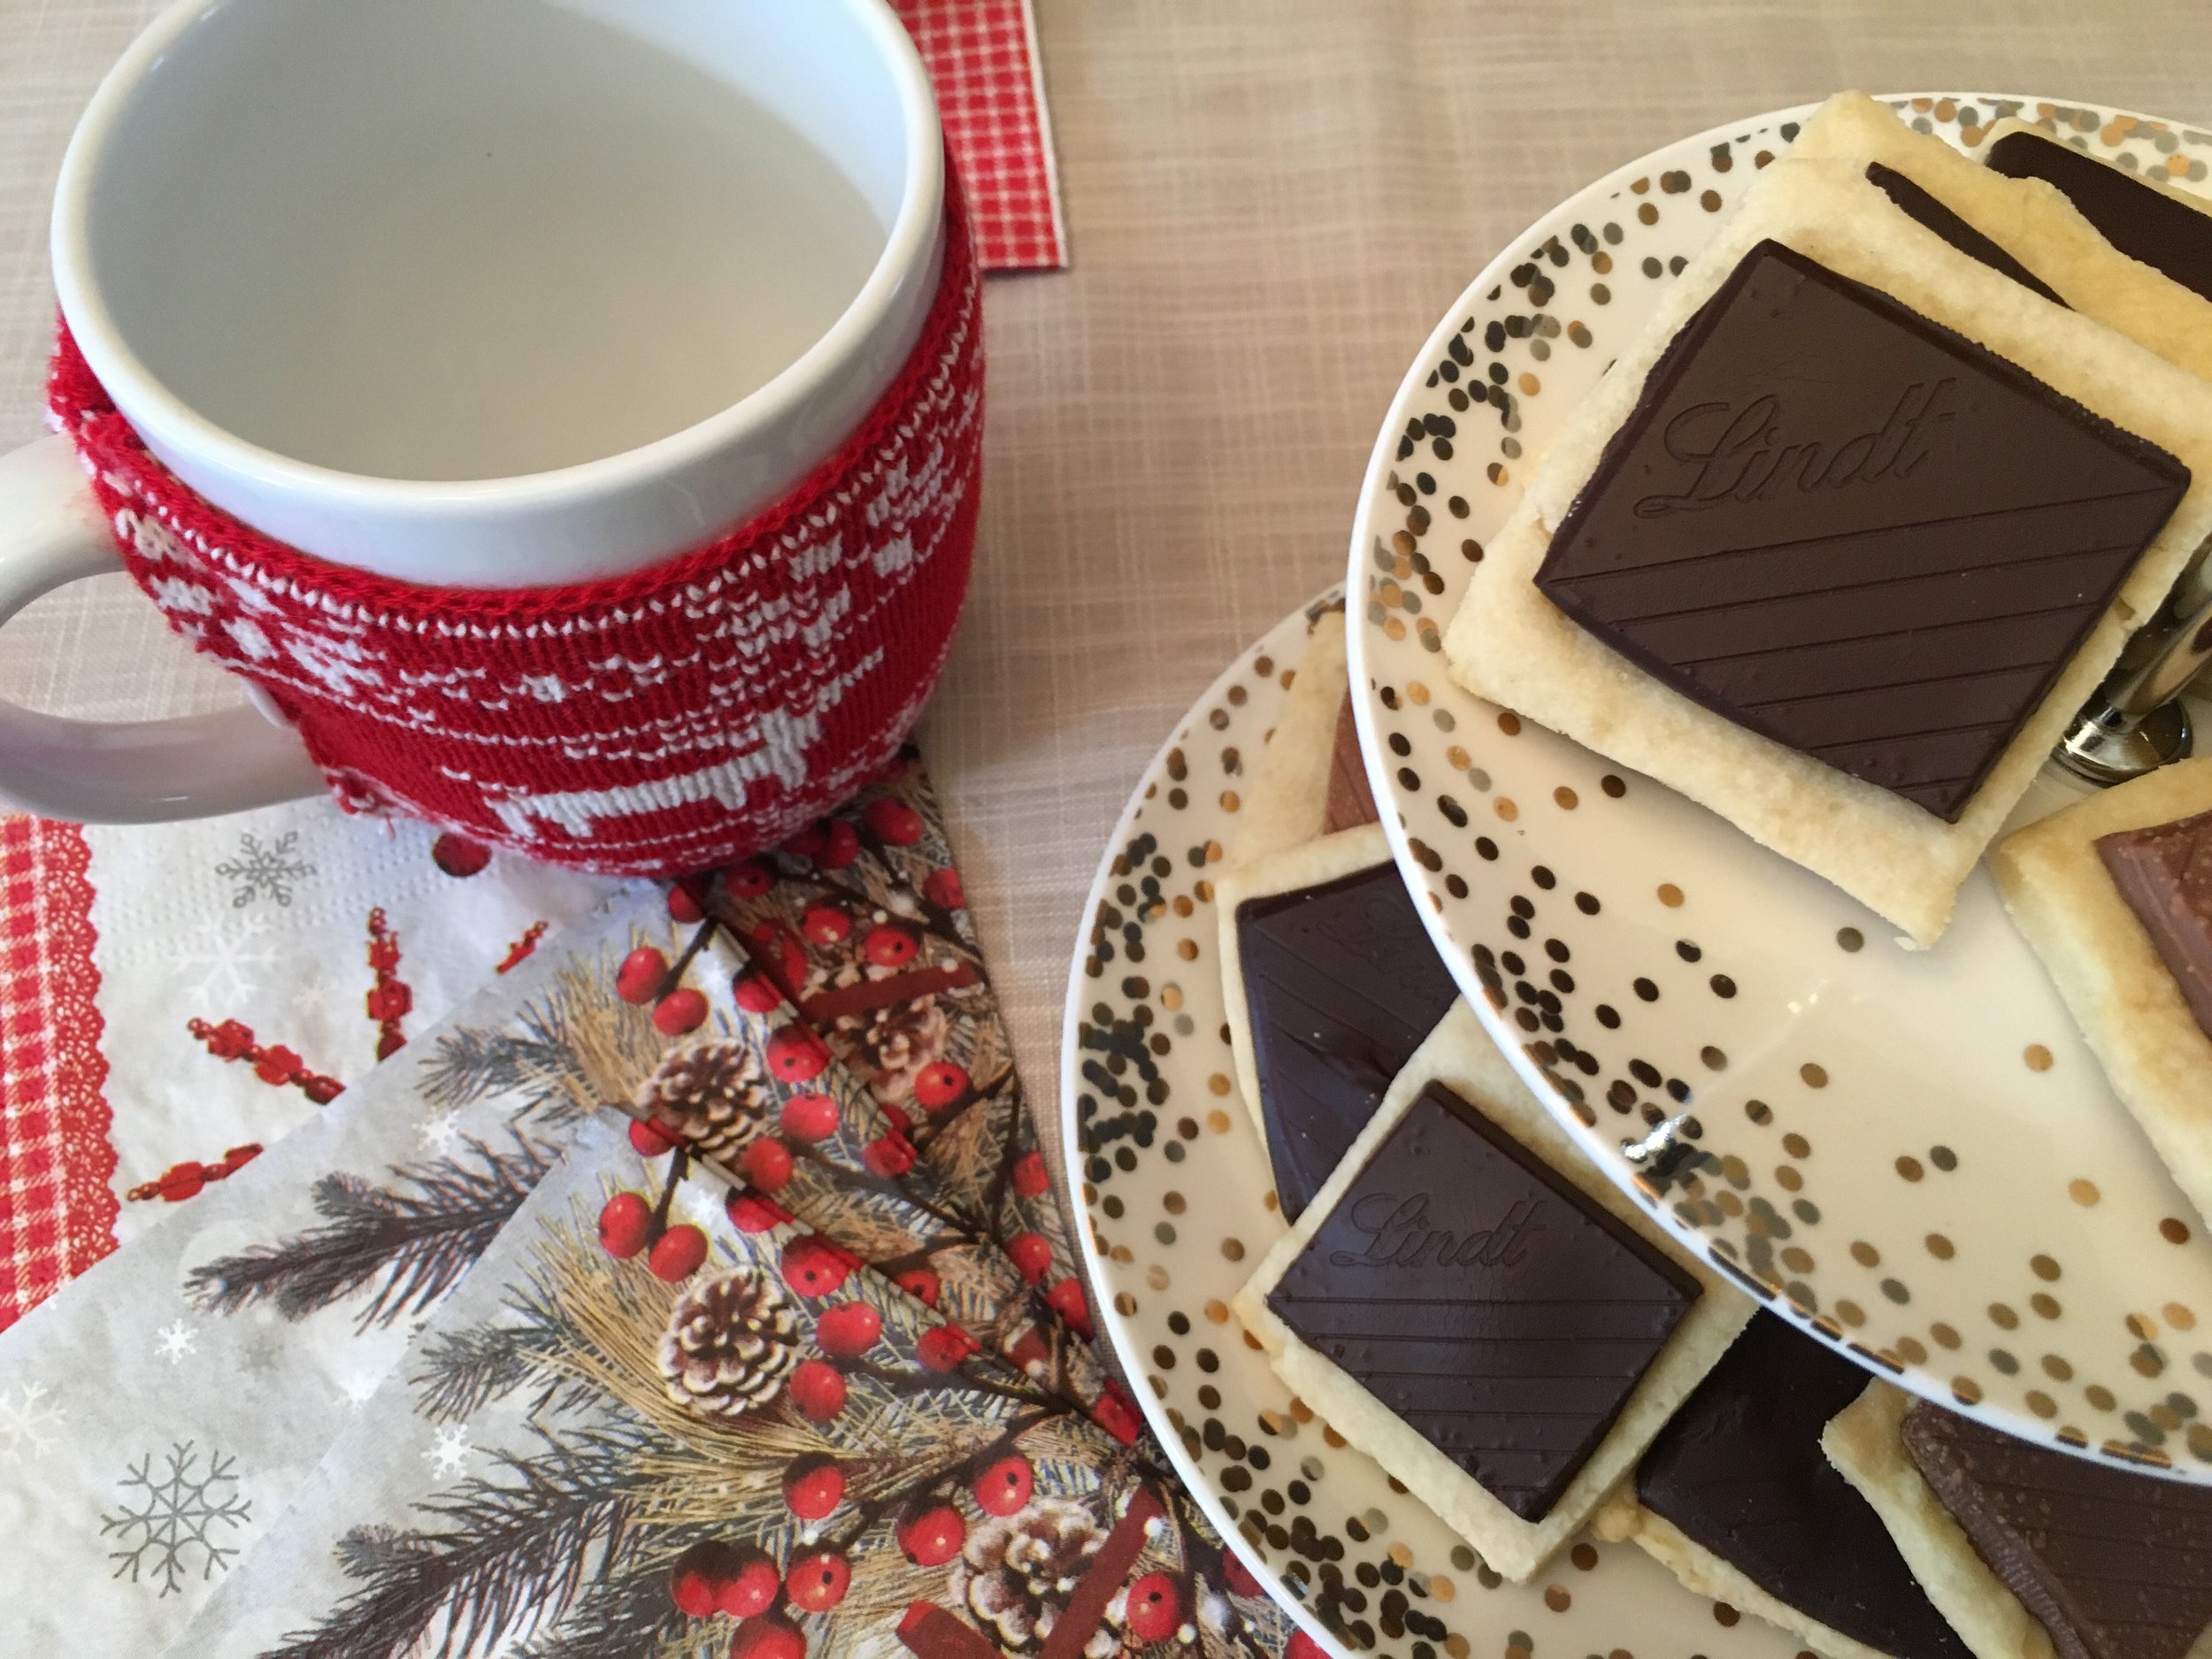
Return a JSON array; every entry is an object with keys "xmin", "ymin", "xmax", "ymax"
[
  {"xmin": 0, "ymin": 820, "xmax": 111, "ymax": 1324},
  {"xmin": 895, "ymin": 0, "xmax": 1068, "ymax": 271}
]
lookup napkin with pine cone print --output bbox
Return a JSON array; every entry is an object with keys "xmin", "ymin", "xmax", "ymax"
[{"xmin": 170, "ymin": 1113, "xmax": 1287, "ymax": 1659}]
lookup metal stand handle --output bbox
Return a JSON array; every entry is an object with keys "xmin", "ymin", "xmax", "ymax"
[{"xmin": 2055, "ymin": 587, "xmax": 2212, "ymax": 786}]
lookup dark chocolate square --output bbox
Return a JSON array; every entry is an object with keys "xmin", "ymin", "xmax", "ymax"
[
  {"xmin": 1987, "ymin": 129, "xmax": 2212, "ymax": 304},
  {"xmin": 2096, "ymin": 806, "xmax": 2212, "ymax": 1040},
  {"xmin": 1267, "ymin": 1081, "xmax": 1700, "ymax": 1520},
  {"xmin": 1535, "ymin": 240, "xmax": 2189, "ymax": 820},
  {"xmin": 1637, "ymin": 1314, "xmax": 1971, "ymax": 1659},
  {"xmin": 1235, "ymin": 864, "xmax": 1458, "ymax": 1221}
]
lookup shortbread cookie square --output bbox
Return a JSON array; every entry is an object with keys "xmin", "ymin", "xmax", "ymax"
[
  {"xmin": 1823, "ymin": 1385, "xmax": 2059, "ymax": 1659},
  {"xmin": 1991, "ymin": 759, "xmax": 2212, "ymax": 1228},
  {"xmin": 1233, "ymin": 1002, "xmax": 1750, "ymax": 1581},
  {"xmin": 1443, "ymin": 156, "xmax": 2212, "ymax": 946},
  {"xmin": 1594, "ymin": 1502, "xmax": 1912, "ymax": 1659},
  {"xmin": 1595, "ymin": 1313, "xmax": 1973, "ymax": 1659},
  {"xmin": 1214, "ymin": 829, "xmax": 1455, "ymax": 1221},
  {"xmin": 1233, "ymin": 606, "xmax": 1379, "ymax": 869},
  {"xmin": 1977, "ymin": 113, "xmax": 2212, "ymax": 611},
  {"xmin": 1787, "ymin": 93, "xmax": 2212, "ymax": 383}
]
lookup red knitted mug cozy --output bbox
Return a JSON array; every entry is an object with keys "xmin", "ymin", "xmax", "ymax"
[{"xmin": 46, "ymin": 168, "xmax": 982, "ymax": 878}]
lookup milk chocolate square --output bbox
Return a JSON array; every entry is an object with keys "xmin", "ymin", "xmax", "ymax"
[
  {"xmin": 1994, "ymin": 761, "xmax": 2212, "ymax": 1234},
  {"xmin": 1235, "ymin": 865, "xmax": 1457, "ymax": 1220},
  {"xmin": 2096, "ymin": 807, "xmax": 2212, "ymax": 1041},
  {"xmin": 1265, "ymin": 1080, "xmax": 1699, "ymax": 1520},
  {"xmin": 1903, "ymin": 1402, "xmax": 2212, "ymax": 1659},
  {"xmin": 1321, "ymin": 694, "xmax": 1380, "ymax": 835},
  {"xmin": 1534, "ymin": 240, "xmax": 2189, "ymax": 821}
]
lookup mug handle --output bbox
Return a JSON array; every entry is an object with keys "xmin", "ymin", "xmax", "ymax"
[{"xmin": 0, "ymin": 433, "xmax": 325, "ymax": 821}]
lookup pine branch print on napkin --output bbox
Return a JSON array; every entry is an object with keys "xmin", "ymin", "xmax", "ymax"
[
  {"xmin": 188, "ymin": 1134, "xmax": 557, "ymax": 1329},
  {"xmin": 702, "ymin": 756, "xmax": 1107, "ymax": 1409},
  {"xmin": 173, "ymin": 1117, "xmax": 1289, "ymax": 1659},
  {"xmin": 0, "ymin": 898, "xmax": 671, "ymax": 1658},
  {"xmin": 0, "ymin": 755, "xmax": 1285, "ymax": 1657},
  {"xmin": 613, "ymin": 924, "xmax": 1119, "ymax": 1428}
]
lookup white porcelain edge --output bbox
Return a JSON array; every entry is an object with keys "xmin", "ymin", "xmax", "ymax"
[
  {"xmin": 45, "ymin": 0, "xmax": 945, "ymax": 583},
  {"xmin": 1058, "ymin": 613, "xmax": 1355, "ymax": 1659}
]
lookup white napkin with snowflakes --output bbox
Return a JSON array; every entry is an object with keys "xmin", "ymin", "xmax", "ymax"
[{"xmin": 0, "ymin": 892, "xmax": 690, "ymax": 1655}]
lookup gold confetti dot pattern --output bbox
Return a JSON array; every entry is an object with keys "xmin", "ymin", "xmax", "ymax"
[{"xmin": 1070, "ymin": 101, "xmax": 2212, "ymax": 1659}]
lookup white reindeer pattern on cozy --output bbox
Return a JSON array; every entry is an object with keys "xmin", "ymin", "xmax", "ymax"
[{"xmin": 479, "ymin": 652, "xmax": 884, "ymax": 842}]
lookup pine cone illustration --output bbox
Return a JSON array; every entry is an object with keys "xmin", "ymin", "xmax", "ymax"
[
  {"xmin": 864, "ymin": 995, "xmax": 949, "ymax": 1099},
  {"xmin": 634, "ymin": 1037, "xmax": 770, "ymax": 1160},
  {"xmin": 659, "ymin": 1266, "xmax": 802, "ymax": 1420},
  {"xmin": 953, "ymin": 1497, "xmax": 1121, "ymax": 1657}
]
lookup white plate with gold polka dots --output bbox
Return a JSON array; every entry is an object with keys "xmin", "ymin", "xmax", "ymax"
[
  {"xmin": 1349, "ymin": 94, "xmax": 2212, "ymax": 1481},
  {"xmin": 1065, "ymin": 590, "xmax": 1807, "ymax": 1659}
]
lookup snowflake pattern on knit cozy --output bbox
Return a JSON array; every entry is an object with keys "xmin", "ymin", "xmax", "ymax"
[
  {"xmin": 99, "ymin": 1442, "xmax": 253, "ymax": 1596},
  {"xmin": 48, "ymin": 176, "xmax": 985, "ymax": 877},
  {"xmin": 214, "ymin": 832, "xmax": 315, "ymax": 909}
]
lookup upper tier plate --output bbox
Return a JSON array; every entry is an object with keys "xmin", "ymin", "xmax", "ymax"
[{"xmin": 1348, "ymin": 94, "xmax": 2212, "ymax": 1479}]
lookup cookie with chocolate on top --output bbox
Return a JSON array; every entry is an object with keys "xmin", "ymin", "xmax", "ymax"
[
  {"xmin": 1229, "ymin": 605, "xmax": 1379, "ymax": 870},
  {"xmin": 1441, "ymin": 153, "xmax": 2212, "ymax": 948},
  {"xmin": 1992, "ymin": 758, "xmax": 2212, "ymax": 1231},
  {"xmin": 1825, "ymin": 1381, "xmax": 2212, "ymax": 1659},
  {"xmin": 1216, "ymin": 610, "xmax": 1455, "ymax": 1222},
  {"xmin": 1980, "ymin": 118, "xmax": 2212, "ymax": 309},
  {"xmin": 1596, "ymin": 1313, "xmax": 1976, "ymax": 1659},
  {"xmin": 1786, "ymin": 93, "xmax": 2212, "ymax": 385},
  {"xmin": 1231, "ymin": 1002, "xmax": 1750, "ymax": 1580}
]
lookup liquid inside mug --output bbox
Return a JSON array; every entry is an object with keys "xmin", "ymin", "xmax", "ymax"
[{"xmin": 0, "ymin": 0, "xmax": 972, "ymax": 873}]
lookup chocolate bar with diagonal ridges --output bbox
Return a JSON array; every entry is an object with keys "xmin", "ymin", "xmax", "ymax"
[
  {"xmin": 1536, "ymin": 240, "xmax": 2189, "ymax": 820},
  {"xmin": 1235, "ymin": 864, "xmax": 1456, "ymax": 1221},
  {"xmin": 1903, "ymin": 1401, "xmax": 2212, "ymax": 1659},
  {"xmin": 1268, "ymin": 1081, "xmax": 1699, "ymax": 1520}
]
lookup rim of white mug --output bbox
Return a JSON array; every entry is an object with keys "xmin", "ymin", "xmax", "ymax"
[{"xmin": 47, "ymin": 0, "xmax": 944, "ymax": 533}]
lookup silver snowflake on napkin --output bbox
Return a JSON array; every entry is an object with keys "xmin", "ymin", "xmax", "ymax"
[
  {"xmin": 101, "ymin": 1441, "xmax": 252, "ymax": 1595},
  {"xmin": 215, "ymin": 831, "xmax": 314, "ymax": 909}
]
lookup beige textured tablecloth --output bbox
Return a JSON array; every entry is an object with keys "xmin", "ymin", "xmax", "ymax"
[{"xmin": 4, "ymin": 0, "xmax": 2210, "ymax": 1156}]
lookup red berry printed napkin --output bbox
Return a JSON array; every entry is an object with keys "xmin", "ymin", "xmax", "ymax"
[
  {"xmin": 0, "ymin": 901, "xmax": 657, "ymax": 1657},
  {"xmin": 679, "ymin": 755, "xmax": 1118, "ymax": 1424},
  {"xmin": 0, "ymin": 757, "xmax": 1282, "ymax": 1656},
  {"xmin": 612, "ymin": 972, "xmax": 1122, "ymax": 1428},
  {"xmin": 172, "ymin": 1115, "xmax": 1271, "ymax": 1659},
  {"xmin": 0, "ymin": 805, "xmax": 616, "ymax": 1334}
]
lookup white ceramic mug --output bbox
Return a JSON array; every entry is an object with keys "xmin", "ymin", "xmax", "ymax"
[{"xmin": 0, "ymin": 0, "xmax": 943, "ymax": 824}]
